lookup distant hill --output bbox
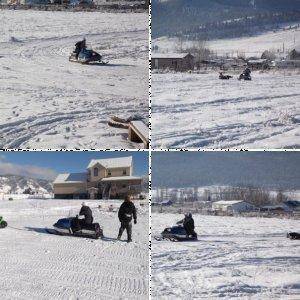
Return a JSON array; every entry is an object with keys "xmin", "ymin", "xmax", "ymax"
[
  {"xmin": 152, "ymin": 152, "xmax": 300, "ymax": 190},
  {"xmin": 152, "ymin": 0, "xmax": 300, "ymax": 39},
  {"xmin": 0, "ymin": 175, "xmax": 53, "ymax": 194}
]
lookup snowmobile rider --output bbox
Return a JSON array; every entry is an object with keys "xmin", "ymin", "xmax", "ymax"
[
  {"xmin": 177, "ymin": 213, "xmax": 197, "ymax": 238},
  {"xmin": 75, "ymin": 38, "xmax": 86, "ymax": 59},
  {"xmin": 243, "ymin": 67, "xmax": 251, "ymax": 77},
  {"xmin": 117, "ymin": 195, "xmax": 137, "ymax": 243},
  {"xmin": 79, "ymin": 202, "xmax": 93, "ymax": 226}
]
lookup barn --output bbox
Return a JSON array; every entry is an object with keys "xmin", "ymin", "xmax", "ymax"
[
  {"xmin": 212, "ymin": 200, "xmax": 256, "ymax": 214},
  {"xmin": 151, "ymin": 53, "xmax": 194, "ymax": 71},
  {"xmin": 247, "ymin": 58, "xmax": 270, "ymax": 70}
]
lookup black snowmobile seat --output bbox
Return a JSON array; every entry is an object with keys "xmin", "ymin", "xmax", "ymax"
[{"xmin": 287, "ymin": 232, "xmax": 300, "ymax": 240}]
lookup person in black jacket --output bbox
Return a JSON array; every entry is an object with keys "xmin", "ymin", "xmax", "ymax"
[
  {"xmin": 117, "ymin": 195, "xmax": 137, "ymax": 242},
  {"xmin": 177, "ymin": 213, "xmax": 197, "ymax": 238},
  {"xmin": 79, "ymin": 202, "xmax": 93, "ymax": 226},
  {"xmin": 74, "ymin": 38, "xmax": 86, "ymax": 59}
]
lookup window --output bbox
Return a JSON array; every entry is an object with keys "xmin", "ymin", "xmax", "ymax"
[
  {"xmin": 108, "ymin": 170, "xmax": 111, "ymax": 176},
  {"xmin": 123, "ymin": 170, "xmax": 127, "ymax": 175},
  {"xmin": 94, "ymin": 167, "xmax": 98, "ymax": 177}
]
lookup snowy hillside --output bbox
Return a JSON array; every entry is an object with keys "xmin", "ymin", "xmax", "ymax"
[
  {"xmin": 0, "ymin": 198, "xmax": 149, "ymax": 299},
  {"xmin": 0, "ymin": 10, "xmax": 148, "ymax": 148},
  {"xmin": 0, "ymin": 174, "xmax": 53, "ymax": 194},
  {"xmin": 152, "ymin": 0, "xmax": 300, "ymax": 38},
  {"xmin": 152, "ymin": 213, "xmax": 300, "ymax": 299},
  {"xmin": 153, "ymin": 24, "xmax": 300, "ymax": 58}
]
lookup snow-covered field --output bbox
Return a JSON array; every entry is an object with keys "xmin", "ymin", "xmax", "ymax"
[
  {"xmin": 153, "ymin": 24, "xmax": 300, "ymax": 57},
  {"xmin": 152, "ymin": 26, "xmax": 300, "ymax": 148},
  {"xmin": 0, "ymin": 198, "xmax": 149, "ymax": 299},
  {"xmin": 0, "ymin": 10, "xmax": 148, "ymax": 148},
  {"xmin": 152, "ymin": 213, "xmax": 300, "ymax": 299},
  {"xmin": 152, "ymin": 70, "xmax": 300, "ymax": 148}
]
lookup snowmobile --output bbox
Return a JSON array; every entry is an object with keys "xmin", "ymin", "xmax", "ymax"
[
  {"xmin": 238, "ymin": 72, "xmax": 251, "ymax": 81},
  {"xmin": 69, "ymin": 48, "xmax": 108, "ymax": 65},
  {"xmin": 219, "ymin": 73, "xmax": 232, "ymax": 80},
  {"xmin": 287, "ymin": 232, "xmax": 300, "ymax": 240},
  {"xmin": 0, "ymin": 216, "xmax": 7, "ymax": 229},
  {"xmin": 154, "ymin": 225, "xmax": 198, "ymax": 242},
  {"xmin": 47, "ymin": 216, "xmax": 103, "ymax": 239}
]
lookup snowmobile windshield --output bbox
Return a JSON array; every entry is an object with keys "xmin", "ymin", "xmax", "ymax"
[
  {"xmin": 55, "ymin": 218, "xmax": 72, "ymax": 229},
  {"xmin": 165, "ymin": 226, "xmax": 186, "ymax": 235},
  {"xmin": 78, "ymin": 49, "xmax": 93, "ymax": 60}
]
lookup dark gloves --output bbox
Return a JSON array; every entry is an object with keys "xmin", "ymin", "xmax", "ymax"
[{"xmin": 134, "ymin": 219, "xmax": 137, "ymax": 224}]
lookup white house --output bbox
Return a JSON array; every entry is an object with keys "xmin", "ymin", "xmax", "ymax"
[
  {"xmin": 212, "ymin": 200, "xmax": 256, "ymax": 213},
  {"xmin": 53, "ymin": 156, "xmax": 142, "ymax": 199}
]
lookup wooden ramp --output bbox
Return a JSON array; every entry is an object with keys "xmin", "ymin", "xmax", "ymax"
[{"xmin": 128, "ymin": 121, "xmax": 149, "ymax": 149}]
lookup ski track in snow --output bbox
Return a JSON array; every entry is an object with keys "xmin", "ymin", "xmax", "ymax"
[
  {"xmin": 152, "ymin": 213, "xmax": 300, "ymax": 299},
  {"xmin": 0, "ymin": 199, "xmax": 149, "ymax": 299},
  {"xmin": 152, "ymin": 70, "xmax": 300, "ymax": 149},
  {"xmin": 0, "ymin": 10, "xmax": 148, "ymax": 149}
]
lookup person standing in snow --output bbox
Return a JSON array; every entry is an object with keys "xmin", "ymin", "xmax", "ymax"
[
  {"xmin": 117, "ymin": 195, "xmax": 137, "ymax": 243},
  {"xmin": 79, "ymin": 202, "xmax": 93, "ymax": 225},
  {"xmin": 177, "ymin": 213, "xmax": 197, "ymax": 238}
]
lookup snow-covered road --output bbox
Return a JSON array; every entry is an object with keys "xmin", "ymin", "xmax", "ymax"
[
  {"xmin": 152, "ymin": 70, "xmax": 300, "ymax": 149},
  {"xmin": 152, "ymin": 213, "xmax": 300, "ymax": 299},
  {"xmin": 0, "ymin": 198, "xmax": 149, "ymax": 299},
  {"xmin": 0, "ymin": 10, "xmax": 148, "ymax": 148}
]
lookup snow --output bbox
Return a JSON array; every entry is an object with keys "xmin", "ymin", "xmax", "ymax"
[
  {"xmin": 0, "ymin": 197, "xmax": 149, "ymax": 299},
  {"xmin": 101, "ymin": 175, "xmax": 141, "ymax": 181},
  {"xmin": 152, "ymin": 70, "xmax": 300, "ymax": 149},
  {"xmin": 152, "ymin": 213, "xmax": 300, "ymax": 299},
  {"xmin": 87, "ymin": 156, "xmax": 132, "ymax": 169},
  {"xmin": 152, "ymin": 25, "xmax": 300, "ymax": 149},
  {"xmin": 0, "ymin": 10, "xmax": 148, "ymax": 149},
  {"xmin": 53, "ymin": 172, "xmax": 87, "ymax": 184},
  {"xmin": 130, "ymin": 120, "xmax": 149, "ymax": 138},
  {"xmin": 0, "ymin": 175, "xmax": 52, "ymax": 194},
  {"xmin": 153, "ymin": 24, "xmax": 300, "ymax": 57},
  {"xmin": 213, "ymin": 200, "xmax": 247, "ymax": 205},
  {"xmin": 152, "ymin": 53, "xmax": 191, "ymax": 59}
]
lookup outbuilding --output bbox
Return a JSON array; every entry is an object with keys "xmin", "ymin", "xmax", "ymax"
[
  {"xmin": 247, "ymin": 58, "xmax": 270, "ymax": 70},
  {"xmin": 151, "ymin": 53, "xmax": 194, "ymax": 71},
  {"xmin": 212, "ymin": 200, "xmax": 256, "ymax": 214}
]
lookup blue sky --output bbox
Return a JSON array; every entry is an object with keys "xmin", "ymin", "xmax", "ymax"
[{"xmin": 0, "ymin": 151, "xmax": 149, "ymax": 180}]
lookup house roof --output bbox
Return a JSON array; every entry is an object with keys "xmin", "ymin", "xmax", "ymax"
[
  {"xmin": 248, "ymin": 59, "xmax": 268, "ymax": 64},
  {"xmin": 152, "ymin": 53, "xmax": 193, "ymax": 59},
  {"xmin": 101, "ymin": 176, "xmax": 141, "ymax": 182},
  {"xmin": 213, "ymin": 200, "xmax": 248, "ymax": 206},
  {"xmin": 53, "ymin": 172, "xmax": 86, "ymax": 184},
  {"xmin": 87, "ymin": 156, "xmax": 132, "ymax": 169}
]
